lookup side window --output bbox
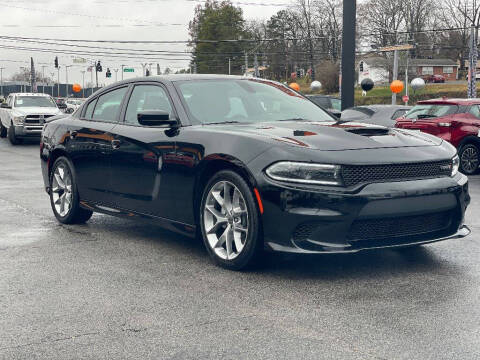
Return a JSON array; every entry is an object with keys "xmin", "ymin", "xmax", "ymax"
[
  {"xmin": 92, "ymin": 87, "xmax": 128, "ymax": 122},
  {"xmin": 469, "ymin": 105, "xmax": 480, "ymax": 119},
  {"xmin": 330, "ymin": 98, "xmax": 341, "ymax": 111},
  {"xmin": 391, "ymin": 109, "xmax": 408, "ymax": 120},
  {"xmin": 84, "ymin": 99, "xmax": 97, "ymax": 119},
  {"xmin": 124, "ymin": 85, "xmax": 173, "ymax": 125}
]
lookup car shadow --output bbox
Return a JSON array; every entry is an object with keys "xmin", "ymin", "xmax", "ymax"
[{"xmin": 82, "ymin": 214, "xmax": 457, "ymax": 281}]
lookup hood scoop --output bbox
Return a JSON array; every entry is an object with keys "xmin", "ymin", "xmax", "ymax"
[{"xmin": 344, "ymin": 127, "xmax": 390, "ymax": 137}]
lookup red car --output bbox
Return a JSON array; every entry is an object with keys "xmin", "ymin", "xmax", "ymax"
[
  {"xmin": 423, "ymin": 74, "xmax": 445, "ymax": 83},
  {"xmin": 396, "ymin": 98, "xmax": 480, "ymax": 174}
]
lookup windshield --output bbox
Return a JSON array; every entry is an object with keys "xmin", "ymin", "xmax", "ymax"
[
  {"xmin": 15, "ymin": 96, "xmax": 57, "ymax": 108},
  {"xmin": 405, "ymin": 104, "xmax": 457, "ymax": 119},
  {"xmin": 176, "ymin": 79, "xmax": 335, "ymax": 125}
]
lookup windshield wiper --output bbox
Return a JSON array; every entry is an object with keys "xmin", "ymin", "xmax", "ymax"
[
  {"xmin": 278, "ymin": 118, "xmax": 310, "ymax": 121},
  {"xmin": 204, "ymin": 121, "xmax": 242, "ymax": 125}
]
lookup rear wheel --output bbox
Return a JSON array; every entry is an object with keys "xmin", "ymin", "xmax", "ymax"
[
  {"xmin": 7, "ymin": 123, "xmax": 21, "ymax": 145},
  {"xmin": 49, "ymin": 156, "xmax": 93, "ymax": 224},
  {"xmin": 459, "ymin": 143, "xmax": 479, "ymax": 175},
  {"xmin": 199, "ymin": 170, "xmax": 263, "ymax": 270}
]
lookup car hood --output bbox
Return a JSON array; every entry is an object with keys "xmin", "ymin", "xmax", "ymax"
[
  {"xmin": 206, "ymin": 121, "xmax": 442, "ymax": 151},
  {"xmin": 13, "ymin": 107, "xmax": 61, "ymax": 115}
]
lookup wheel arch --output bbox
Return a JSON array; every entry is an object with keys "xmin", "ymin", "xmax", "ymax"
[
  {"xmin": 48, "ymin": 147, "xmax": 70, "ymax": 178},
  {"xmin": 193, "ymin": 155, "xmax": 259, "ymax": 225},
  {"xmin": 457, "ymin": 135, "xmax": 480, "ymax": 151}
]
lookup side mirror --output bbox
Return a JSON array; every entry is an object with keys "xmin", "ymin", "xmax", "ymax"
[
  {"xmin": 331, "ymin": 110, "xmax": 342, "ymax": 119},
  {"xmin": 137, "ymin": 110, "xmax": 178, "ymax": 127},
  {"xmin": 1, "ymin": 103, "xmax": 11, "ymax": 109}
]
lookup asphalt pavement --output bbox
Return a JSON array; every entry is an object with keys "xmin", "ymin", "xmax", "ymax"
[{"xmin": 0, "ymin": 139, "xmax": 479, "ymax": 359}]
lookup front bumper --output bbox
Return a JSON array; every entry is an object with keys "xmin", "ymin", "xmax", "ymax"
[
  {"xmin": 258, "ymin": 173, "xmax": 470, "ymax": 254},
  {"xmin": 14, "ymin": 124, "xmax": 43, "ymax": 138}
]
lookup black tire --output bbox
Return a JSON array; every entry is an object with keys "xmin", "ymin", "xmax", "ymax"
[
  {"xmin": 0, "ymin": 122, "xmax": 6, "ymax": 138},
  {"xmin": 49, "ymin": 156, "xmax": 93, "ymax": 224},
  {"xmin": 199, "ymin": 170, "xmax": 263, "ymax": 270},
  {"xmin": 459, "ymin": 143, "xmax": 480, "ymax": 175},
  {"xmin": 7, "ymin": 123, "xmax": 22, "ymax": 145}
]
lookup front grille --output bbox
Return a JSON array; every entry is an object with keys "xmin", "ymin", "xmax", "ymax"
[
  {"xmin": 348, "ymin": 211, "xmax": 452, "ymax": 242},
  {"xmin": 342, "ymin": 160, "xmax": 452, "ymax": 187},
  {"xmin": 24, "ymin": 114, "xmax": 54, "ymax": 124},
  {"xmin": 292, "ymin": 222, "xmax": 322, "ymax": 242}
]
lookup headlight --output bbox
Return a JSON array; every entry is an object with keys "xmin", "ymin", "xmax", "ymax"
[
  {"xmin": 265, "ymin": 161, "xmax": 342, "ymax": 186},
  {"xmin": 12, "ymin": 115, "xmax": 25, "ymax": 125},
  {"xmin": 451, "ymin": 155, "xmax": 459, "ymax": 177}
]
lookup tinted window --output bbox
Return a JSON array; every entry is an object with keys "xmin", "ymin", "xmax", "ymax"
[
  {"xmin": 405, "ymin": 104, "xmax": 458, "ymax": 119},
  {"xmin": 125, "ymin": 85, "xmax": 173, "ymax": 125},
  {"xmin": 177, "ymin": 79, "xmax": 334, "ymax": 125},
  {"xmin": 92, "ymin": 87, "xmax": 128, "ymax": 122},
  {"xmin": 309, "ymin": 96, "xmax": 330, "ymax": 108},
  {"xmin": 469, "ymin": 105, "xmax": 480, "ymax": 118},
  {"xmin": 84, "ymin": 99, "xmax": 97, "ymax": 119}
]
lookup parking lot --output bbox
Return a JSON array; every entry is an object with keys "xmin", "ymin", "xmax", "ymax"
[{"xmin": 0, "ymin": 139, "xmax": 479, "ymax": 359}]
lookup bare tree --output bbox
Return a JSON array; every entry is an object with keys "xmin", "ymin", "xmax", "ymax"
[
  {"xmin": 295, "ymin": 0, "xmax": 316, "ymax": 80},
  {"xmin": 313, "ymin": 0, "xmax": 342, "ymax": 62}
]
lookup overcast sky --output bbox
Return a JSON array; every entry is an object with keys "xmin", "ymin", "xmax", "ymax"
[{"xmin": 0, "ymin": 0, "xmax": 287, "ymax": 87}]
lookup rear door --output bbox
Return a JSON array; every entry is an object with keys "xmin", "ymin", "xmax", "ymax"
[
  {"xmin": 108, "ymin": 82, "xmax": 178, "ymax": 217},
  {"xmin": 67, "ymin": 86, "xmax": 128, "ymax": 204}
]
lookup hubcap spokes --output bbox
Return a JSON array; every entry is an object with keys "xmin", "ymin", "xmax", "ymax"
[
  {"xmin": 461, "ymin": 147, "xmax": 478, "ymax": 173},
  {"xmin": 204, "ymin": 181, "xmax": 249, "ymax": 260},
  {"xmin": 52, "ymin": 165, "xmax": 73, "ymax": 217}
]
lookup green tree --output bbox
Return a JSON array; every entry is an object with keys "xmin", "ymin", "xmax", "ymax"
[{"xmin": 189, "ymin": 0, "xmax": 250, "ymax": 74}]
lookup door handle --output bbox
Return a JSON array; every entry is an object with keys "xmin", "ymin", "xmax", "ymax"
[
  {"xmin": 69, "ymin": 130, "xmax": 78, "ymax": 139},
  {"xmin": 111, "ymin": 139, "xmax": 121, "ymax": 149}
]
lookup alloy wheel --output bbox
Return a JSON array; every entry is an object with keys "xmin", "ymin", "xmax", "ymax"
[
  {"xmin": 461, "ymin": 145, "xmax": 479, "ymax": 174},
  {"xmin": 203, "ymin": 181, "xmax": 249, "ymax": 260},
  {"xmin": 51, "ymin": 164, "xmax": 73, "ymax": 217}
]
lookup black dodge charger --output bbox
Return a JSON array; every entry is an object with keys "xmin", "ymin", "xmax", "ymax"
[{"xmin": 40, "ymin": 75, "xmax": 471, "ymax": 270}]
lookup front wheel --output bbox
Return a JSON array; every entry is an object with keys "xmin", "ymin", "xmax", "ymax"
[
  {"xmin": 49, "ymin": 156, "xmax": 93, "ymax": 224},
  {"xmin": 0, "ymin": 122, "xmax": 6, "ymax": 138},
  {"xmin": 200, "ymin": 170, "xmax": 263, "ymax": 270},
  {"xmin": 7, "ymin": 123, "xmax": 21, "ymax": 145},
  {"xmin": 459, "ymin": 143, "xmax": 479, "ymax": 175}
]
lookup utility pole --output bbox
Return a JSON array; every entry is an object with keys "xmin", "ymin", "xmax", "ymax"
[
  {"xmin": 254, "ymin": 53, "xmax": 259, "ymax": 77},
  {"xmin": 341, "ymin": 0, "xmax": 357, "ymax": 110},
  {"xmin": 121, "ymin": 64, "xmax": 126, "ymax": 80},
  {"xmin": 405, "ymin": 54, "xmax": 409, "ymax": 105},
  {"xmin": 81, "ymin": 70, "xmax": 85, "ymax": 98},
  {"xmin": 228, "ymin": 58, "xmax": 231, "ymax": 75},
  {"xmin": 468, "ymin": 24, "xmax": 477, "ymax": 98},
  {"xmin": 391, "ymin": 49, "xmax": 399, "ymax": 105},
  {"xmin": 0, "ymin": 67, "xmax": 4, "ymax": 97},
  {"xmin": 50, "ymin": 72, "xmax": 55, "ymax": 96},
  {"xmin": 65, "ymin": 65, "xmax": 72, "ymax": 98},
  {"xmin": 114, "ymin": 68, "xmax": 118, "ymax": 82},
  {"xmin": 41, "ymin": 65, "xmax": 47, "ymax": 94},
  {"xmin": 57, "ymin": 66, "xmax": 61, "ymax": 97},
  {"xmin": 244, "ymin": 51, "xmax": 248, "ymax": 76},
  {"xmin": 91, "ymin": 67, "xmax": 94, "ymax": 96}
]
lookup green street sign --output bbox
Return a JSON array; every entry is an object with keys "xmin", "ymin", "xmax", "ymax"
[{"xmin": 123, "ymin": 68, "xmax": 134, "ymax": 73}]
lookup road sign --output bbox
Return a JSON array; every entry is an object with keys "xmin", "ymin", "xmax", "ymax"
[
  {"xmin": 379, "ymin": 44, "xmax": 414, "ymax": 52},
  {"xmin": 123, "ymin": 68, "xmax": 134, "ymax": 73},
  {"xmin": 402, "ymin": 95, "xmax": 409, "ymax": 102},
  {"xmin": 73, "ymin": 57, "xmax": 86, "ymax": 64}
]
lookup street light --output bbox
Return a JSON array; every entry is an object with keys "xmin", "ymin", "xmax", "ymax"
[
  {"xmin": 65, "ymin": 65, "xmax": 72, "ymax": 98},
  {"xmin": 41, "ymin": 65, "xmax": 47, "ymax": 94},
  {"xmin": 81, "ymin": 70, "xmax": 85, "ymax": 98},
  {"xmin": 50, "ymin": 72, "xmax": 55, "ymax": 96},
  {"xmin": 114, "ymin": 68, "xmax": 118, "ymax": 82}
]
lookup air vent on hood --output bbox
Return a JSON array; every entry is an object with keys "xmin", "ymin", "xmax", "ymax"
[{"xmin": 344, "ymin": 127, "xmax": 390, "ymax": 136}]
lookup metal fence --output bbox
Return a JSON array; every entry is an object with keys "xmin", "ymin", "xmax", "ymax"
[{"xmin": 0, "ymin": 83, "xmax": 102, "ymax": 98}]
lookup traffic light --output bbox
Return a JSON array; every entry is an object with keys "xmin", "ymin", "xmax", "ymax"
[
  {"xmin": 96, "ymin": 61, "xmax": 103, "ymax": 72},
  {"xmin": 145, "ymin": 68, "xmax": 150, "ymax": 76},
  {"xmin": 54, "ymin": 56, "xmax": 58, "ymax": 68},
  {"xmin": 106, "ymin": 68, "xmax": 111, "ymax": 78},
  {"xmin": 296, "ymin": 69, "xmax": 301, "ymax": 79}
]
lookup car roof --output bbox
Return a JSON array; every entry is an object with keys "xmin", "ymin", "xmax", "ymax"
[
  {"xmin": 9, "ymin": 93, "xmax": 51, "ymax": 97},
  {"xmin": 418, "ymin": 98, "xmax": 480, "ymax": 105}
]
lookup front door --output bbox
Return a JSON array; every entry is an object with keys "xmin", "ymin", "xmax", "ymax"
[
  {"xmin": 67, "ymin": 86, "xmax": 128, "ymax": 204},
  {"xmin": 109, "ymin": 83, "xmax": 178, "ymax": 218}
]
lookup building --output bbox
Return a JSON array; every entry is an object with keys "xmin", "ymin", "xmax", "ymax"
[{"xmin": 358, "ymin": 57, "xmax": 459, "ymax": 84}]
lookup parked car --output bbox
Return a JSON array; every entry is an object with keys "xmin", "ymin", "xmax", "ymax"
[
  {"xmin": 341, "ymin": 105, "xmax": 412, "ymax": 127},
  {"xmin": 55, "ymin": 98, "xmax": 67, "ymax": 112},
  {"xmin": 0, "ymin": 93, "xmax": 62, "ymax": 144},
  {"xmin": 423, "ymin": 74, "xmax": 445, "ymax": 83},
  {"xmin": 306, "ymin": 95, "xmax": 341, "ymax": 116},
  {"xmin": 396, "ymin": 98, "xmax": 480, "ymax": 175},
  {"xmin": 40, "ymin": 75, "xmax": 469, "ymax": 270},
  {"xmin": 65, "ymin": 98, "xmax": 84, "ymax": 114}
]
